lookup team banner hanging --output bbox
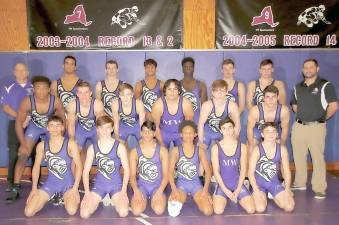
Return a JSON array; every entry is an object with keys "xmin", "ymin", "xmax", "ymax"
[
  {"xmin": 28, "ymin": 0, "xmax": 182, "ymax": 49},
  {"xmin": 216, "ymin": 1, "xmax": 339, "ymax": 48}
]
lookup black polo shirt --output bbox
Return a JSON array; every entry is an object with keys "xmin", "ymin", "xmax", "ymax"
[{"xmin": 290, "ymin": 76, "xmax": 337, "ymax": 122}]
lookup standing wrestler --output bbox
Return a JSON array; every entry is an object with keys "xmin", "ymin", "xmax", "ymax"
[
  {"xmin": 221, "ymin": 59, "xmax": 246, "ymax": 114},
  {"xmin": 291, "ymin": 59, "xmax": 337, "ymax": 199},
  {"xmin": 111, "ymin": 83, "xmax": 145, "ymax": 145},
  {"xmin": 135, "ymin": 59, "xmax": 164, "ymax": 121},
  {"xmin": 168, "ymin": 120, "xmax": 213, "ymax": 216},
  {"xmin": 211, "ymin": 117, "xmax": 255, "ymax": 214},
  {"xmin": 152, "ymin": 79, "xmax": 194, "ymax": 149},
  {"xmin": 1, "ymin": 63, "xmax": 32, "ymax": 191},
  {"xmin": 180, "ymin": 57, "xmax": 207, "ymax": 123},
  {"xmin": 24, "ymin": 116, "xmax": 82, "ymax": 216},
  {"xmin": 198, "ymin": 79, "xmax": 240, "ymax": 153},
  {"xmin": 247, "ymin": 85, "xmax": 290, "ymax": 151},
  {"xmin": 130, "ymin": 121, "xmax": 168, "ymax": 215},
  {"xmin": 51, "ymin": 55, "xmax": 81, "ymax": 108},
  {"xmin": 95, "ymin": 60, "xmax": 122, "ymax": 117},
  {"xmin": 6, "ymin": 76, "xmax": 64, "ymax": 202},
  {"xmin": 246, "ymin": 59, "xmax": 286, "ymax": 109},
  {"xmin": 248, "ymin": 122, "xmax": 294, "ymax": 212},
  {"xmin": 80, "ymin": 115, "xmax": 129, "ymax": 218},
  {"xmin": 67, "ymin": 81, "xmax": 104, "ymax": 155}
]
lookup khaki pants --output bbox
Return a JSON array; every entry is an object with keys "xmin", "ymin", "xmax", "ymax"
[{"xmin": 291, "ymin": 122, "xmax": 327, "ymax": 193}]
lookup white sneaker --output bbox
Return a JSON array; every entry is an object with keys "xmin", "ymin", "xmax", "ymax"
[
  {"xmin": 168, "ymin": 200, "xmax": 183, "ymax": 217},
  {"xmin": 267, "ymin": 192, "xmax": 273, "ymax": 199},
  {"xmin": 102, "ymin": 193, "xmax": 112, "ymax": 206}
]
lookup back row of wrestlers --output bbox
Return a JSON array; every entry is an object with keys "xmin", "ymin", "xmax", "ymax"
[{"xmin": 3, "ymin": 55, "xmax": 293, "ymax": 216}]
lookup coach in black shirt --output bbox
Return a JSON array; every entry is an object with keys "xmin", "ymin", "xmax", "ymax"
[{"xmin": 290, "ymin": 58, "xmax": 338, "ymax": 200}]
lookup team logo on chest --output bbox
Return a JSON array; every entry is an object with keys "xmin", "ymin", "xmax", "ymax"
[
  {"xmin": 256, "ymin": 155, "xmax": 277, "ymax": 182},
  {"xmin": 138, "ymin": 156, "xmax": 159, "ymax": 182},
  {"xmin": 45, "ymin": 151, "xmax": 67, "ymax": 180},
  {"xmin": 96, "ymin": 152, "xmax": 116, "ymax": 180},
  {"xmin": 182, "ymin": 87, "xmax": 198, "ymax": 111},
  {"xmin": 77, "ymin": 113, "xmax": 95, "ymax": 131},
  {"xmin": 226, "ymin": 93, "xmax": 236, "ymax": 102},
  {"xmin": 102, "ymin": 90, "xmax": 118, "ymax": 116},
  {"xmin": 177, "ymin": 157, "xmax": 197, "ymax": 180},
  {"xmin": 207, "ymin": 113, "xmax": 221, "ymax": 133},
  {"xmin": 142, "ymin": 86, "xmax": 158, "ymax": 112},
  {"xmin": 58, "ymin": 85, "xmax": 76, "ymax": 108},
  {"xmin": 31, "ymin": 110, "xmax": 48, "ymax": 128}
]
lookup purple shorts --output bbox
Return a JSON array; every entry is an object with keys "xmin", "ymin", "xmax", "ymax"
[
  {"xmin": 75, "ymin": 124, "xmax": 97, "ymax": 150},
  {"xmin": 203, "ymin": 127, "xmax": 222, "ymax": 147},
  {"xmin": 257, "ymin": 179, "xmax": 284, "ymax": 197},
  {"xmin": 24, "ymin": 122, "xmax": 48, "ymax": 143},
  {"xmin": 119, "ymin": 125, "xmax": 141, "ymax": 141},
  {"xmin": 92, "ymin": 182, "xmax": 122, "ymax": 199},
  {"xmin": 176, "ymin": 179, "xmax": 202, "ymax": 196},
  {"xmin": 41, "ymin": 179, "xmax": 74, "ymax": 198},
  {"xmin": 161, "ymin": 130, "xmax": 182, "ymax": 149},
  {"xmin": 138, "ymin": 183, "xmax": 159, "ymax": 199},
  {"xmin": 214, "ymin": 184, "xmax": 250, "ymax": 200}
]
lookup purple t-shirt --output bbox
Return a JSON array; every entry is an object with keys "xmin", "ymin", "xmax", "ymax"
[{"xmin": 1, "ymin": 81, "xmax": 33, "ymax": 120}]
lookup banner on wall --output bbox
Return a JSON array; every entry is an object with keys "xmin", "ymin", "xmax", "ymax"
[
  {"xmin": 28, "ymin": 0, "xmax": 182, "ymax": 49},
  {"xmin": 216, "ymin": 0, "xmax": 339, "ymax": 48}
]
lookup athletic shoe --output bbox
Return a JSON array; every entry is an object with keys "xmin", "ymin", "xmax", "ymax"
[
  {"xmin": 267, "ymin": 192, "xmax": 273, "ymax": 199},
  {"xmin": 6, "ymin": 188, "xmax": 19, "ymax": 204},
  {"xmin": 291, "ymin": 185, "xmax": 307, "ymax": 191},
  {"xmin": 314, "ymin": 192, "xmax": 326, "ymax": 200},
  {"xmin": 52, "ymin": 193, "xmax": 64, "ymax": 206},
  {"xmin": 5, "ymin": 182, "xmax": 13, "ymax": 192},
  {"xmin": 168, "ymin": 200, "xmax": 183, "ymax": 217}
]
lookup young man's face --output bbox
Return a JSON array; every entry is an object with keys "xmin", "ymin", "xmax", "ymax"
[
  {"xmin": 165, "ymin": 82, "xmax": 180, "ymax": 100},
  {"xmin": 76, "ymin": 86, "xmax": 92, "ymax": 102},
  {"xmin": 182, "ymin": 61, "xmax": 194, "ymax": 76},
  {"xmin": 212, "ymin": 87, "xmax": 227, "ymax": 99},
  {"xmin": 264, "ymin": 92, "xmax": 278, "ymax": 106},
  {"xmin": 97, "ymin": 122, "xmax": 113, "ymax": 138},
  {"xmin": 220, "ymin": 122, "xmax": 235, "ymax": 138},
  {"xmin": 33, "ymin": 82, "xmax": 50, "ymax": 99},
  {"xmin": 262, "ymin": 126, "xmax": 278, "ymax": 142},
  {"xmin": 119, "ymin": 88, "xmax": 133, "ymax": 104},
  {"xmin": 106, "ymin": 63, "xmax": 118, "ymax": 77},
  {"xmin": 47, "ymin": 121, "xmax": 64, "ymax": 136},
  {"xmin": 145, "ymin": 64, "xmax": 156, "ymax": 77},
  {"xmin": 259, "ymin": 64, "xmax": 273, "ymax": 78},
  {"xmin": 141, "ymin": 126, "xmax": 155, "ymax": 142},
  {"xmin": 222, "ymin": 64, "xmax": 235, "ymax": 78},
  {"xmin": 63, "ymin": 58, "xmax": 76, "ymax": 74},
  {"xmin": 180, "ymin": 125, "xmax": 197, "ymax": 143}
]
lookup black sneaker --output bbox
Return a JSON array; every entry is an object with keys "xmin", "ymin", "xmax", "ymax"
[
  {"xmin": 6, "ymin": 189, "xmax": 19, "ymax": 204},
  {"xmin": 314, "ymin": 192, "xmax": 326, "ymax": 200},
  {"xmin": 5, "ymin": 182, "xmax": 13, "ymax": 192},
  {"xmin": 52, "ymin": 192, "xmax": 64, "ymax": 206}
]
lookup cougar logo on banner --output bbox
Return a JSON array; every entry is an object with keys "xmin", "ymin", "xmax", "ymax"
[
  {"xmin": 96, "ymin": 152, "xmax": 115, "ymax": 180},
  {"xmin": 182, "ymin": 88, "xmax": 198, "ymax": 111},
  {"xmin": 251, "ymin": 6, "xmax": 279, "ymax": 28},
  {"xmin": 177, "ymin": 157, "xmax": 197, "ymax": 180},
  {"xmin": 142, "ymin": 86, "xmax": 158, "ymax": 112},
  {"xmin": 64, "ymin": 4, "xmax": 92, "ymax": 26},
  {"xmin": 297, "ymin": 5, "xmax": 331, "ymax": 28},
  {"xmin": 138, "ymin": 156, "xmax": 159, "ymax": 182},
  {"xmin": 255, "ymin": 155, "xmax": 277, "ymax": 182},
  {"xmin": 45, "ymin": 151, "xmax": 67, "ymax": 180},
  {"xmin": 111, "ymin": 6, "xmax": 140, "ymax": 29}
]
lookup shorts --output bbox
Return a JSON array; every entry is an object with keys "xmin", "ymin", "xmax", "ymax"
[
  {"xmin": 176, "ymin": 178, "xmax": 202, "ymax": 196},
  {"xmin": 75, "ymin": 124, "xmax": 97, "ymax": 150},
  {"xmin": 41, "ymin": 178, "xmax": 74, "ymax": 198},
  {"xmin": 203, "ymin": 127, "xmax": 222, "ymax": 148},
  {"xmin": 92, "ymin": 181, "xmax": 122, "ymax": 199},
  {"xmin": 138, "ymin": 183, "xmax": 159, "ymax": 199},
  {"xmin": 24, "ymin": 122, "xmax": 48, "ymax": 143},
  {"xmin": 214, "ymin": 184, "xmax": 250, "ymax": 200},
  {"xmin": 119, "ymin": 125, "xmax": 141, "ymax": 141},
  {"xmin": 257, "ymin": 179, "xmax": 284, "ymax": 197},
  {"xmin": 161, "ymin": 130, "xmax": 182, "ymax": 149}
]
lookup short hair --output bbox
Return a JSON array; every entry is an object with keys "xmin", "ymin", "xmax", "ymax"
[
  {"xmin": 263, "ymin": 85, "xmax": 279, "ymax": 96},
  {"xmin": 96, "ymin": 115, "xmax": 114, "ymax": 127},
  {"xmin": 64, "ymin": 55, "xmax": 77, "ymax": 66},
  {"xmin": 212, "ymin": 79, "xmax": 228, "ymax": 91},
  {"xmin": 219, "ymin": 117, "xmax": 235, "ymax": 130},
  {"xmin": 181, "ymin": 57, "xmax": 195, "ymax": 66},
  {"xmin": 262, "ymin": 122, "xmax": 277, "ymax": 131},
  {"xmin": 163, "ymin": 79, "xmax": 182, "ymax": 95},
  {"xmin": 222, "ymin": 59, "xmax": 235, "ymax": 67},
  {"xmin": 141, "ymin": 120, "xmax": 156, "ymax": 132},
  {"xmin": 76, "ymin": 81, "xmax": 91, "ymax": 90},
  {"xmin": 303, "ymin": 58, "xmax": 318, "ymax": 67},
  {"xmin": 106, "ymin": 60, "xmax": 119, "ymax": 69},
  {"xmin": 144, "ymin": 58, "xmax": 157, "ymax": 68},
  {"xmin": 179, "ymin": 120, "xmax": 198, "ymax": 133},
  {"xmin": 47, "ymin": 115, "xmax": 64, "ymax": 124},
  {"xmin": 31, "ymin": 75, "xmax": 51, "ymax": 87},
  {"xmin": 119, "ymin": 82, "xmax": 134, "ymax": 93},
  {"xmin": 260, "ymin": 59, "xmax": 273, "ymax": 68}
]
